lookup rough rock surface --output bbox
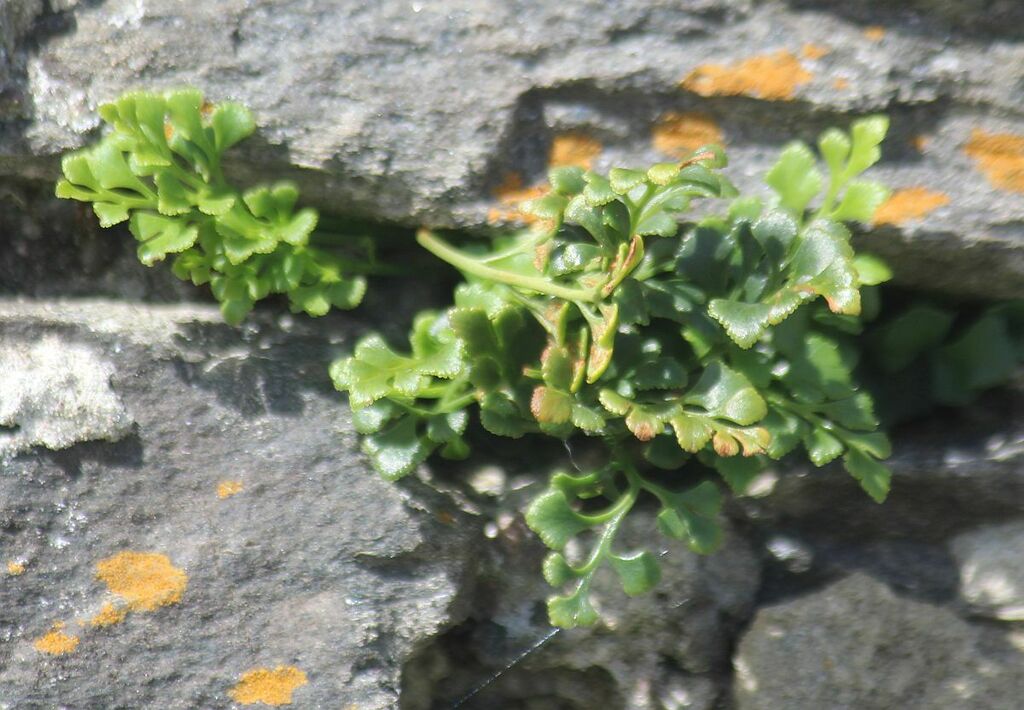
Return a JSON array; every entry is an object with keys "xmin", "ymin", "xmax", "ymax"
[
  {"xmin": 2, "ymin": 0, "xmax": 1024, "ymax": 297},
  {"xmin": 952, "ymin": 520, "xmax": 1024, "ymax": 621},
  {"xmin": 0, "ymin": 300, "xmax": 475, "ymax": 709},
  {"xmin": 733, "ymin": 573, "xmax": 1024, "ymax": 710},
  {"xmin": 0, "ymin": 334, "xmax": 133, "ymax": 457},
  {"xmin": 407, "ymin": 511, "xmax": 761, "ymax": 709}
]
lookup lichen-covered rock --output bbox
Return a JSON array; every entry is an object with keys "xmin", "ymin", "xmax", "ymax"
[
  {"xmin": 733, "ymin": 573, "xmax": 1024, "ymax": 710},
  {"xmin": 0, "ymin": 300, "xmax": 475, "ymax": 709},
  {"xmin": 0, "ymin": 333, "xmax": 132, "ymax": 457},
  {"xmin": 951, "ymin": 520, "xmax": 1024, "ymax": 621},
  {"xmin": 2, "ymin": 0, "xmax": 1024, "ymax": 297}
]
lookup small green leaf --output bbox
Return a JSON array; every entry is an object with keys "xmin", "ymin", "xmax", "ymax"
[
  {"xmin": 525, "ymin": 489, "xmax": 591, "ymax": 550},
  {"xmin": 549, "ymin": 166, "xmax": 586, "ymax": 196},
  {"xmin": 92, "ymin": 202, "xmax": 130, "ymax": 227},
  {"xmin": 854, "ymin": 253, "xmax": 893, "ymax": 286},
  {"xmin": 843, "ymin": 448, "xmax": 891, "ymax": 503},
  {"xmin": 656, "ymin": 481, "xmax": 723, "ymax": 553},
  {"xmin": 598, "ymin": 389, "xmax": 631, "ymax": 416},
  {"xmin": 609, "ymin": 168, "xmax": 646, "ymax": 193},
  {"xmin": 154, "ymin": 171, "xmax": 193, "ymax": 216},
  {"xmin": 530, "ymin": 386, "xmax": 573, "ymax": 424},
  {"xmin": 647, "ymin": 162, "xmax": 680, "ymax": 185},
  {"xmin": 831, "ymin": 180, "xmax": 889, "ymax": 223},
  {"xmin": 280, "ymin": 208, "xmax": 318, "ymax": 246},
  {"xmin": 583, "ymin": 173, "xmax": 616, "ymax": 206},
  {"xmin": 751, "ymin": 209, "xmax": 798, "ymax": 263},
  {"xmin": 818, "ymin": 393, "xmax": 878, "ymax": 430},
  {"xmin": 670, "ymin": 412, "xmax": 714, "ymax": 452},
  {"xmin": 765, "ymin": 142, "xmax": 822, "ymax": 215},
  {"xmin": 210, "ymin": 102, "xmax": 256, "ymax": 151},
  {"xmin": 685, "ymin": 362, "xmax": 767, "ymax": 425},
  {"xmin": 130, "ymin": 212, "xmax": 200, "ymax": 265},
  {"xmin": 362, "ymin": 415, "xmax": 432, "ymax": 481},
  {"xmin": 634, "ymin": 211, "xmax": 678, "ymax": 237},
  {"xmin": 818, "ymin": 128, "xmax": 851, "ymax": 178},
  {"xmin": 846, "ymin": 115, "xmax": 889, "ymax": 177},
  {"xmin": 543, "ymin": 552, "xmax": 578, "ymax": 586},
  {"xmin": 803, "ymin": 427, "xmax": 844, "ymax": 466},
  {"xmin": 708, "ymin": 299, "xmax": 773, "ymax": 349},
  {"xmin": 523, "ymin": 193, "xmax": 569, "ymax": 221},
  {"xmin": 571, "ymin": 404, "xmax": 606, "ymax": 432},
  {"xmin": 479, "ymin": 393, "xmax": 530, "ymax": 438},
  {"xmin": 350, "ymin": 400, "xmax": 399, "ymax": 434},
  {"xmin": 610, "ymin": 551, "xmax": 661, "ymax": 596},
  {"xmin": 632, "ymin": 358, "xmax": 689, "ymax": 390},
  {"xmin": 548, "ymin": 586, "xmax": 599, "ymax": 628}
]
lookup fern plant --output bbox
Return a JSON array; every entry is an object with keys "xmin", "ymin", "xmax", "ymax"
[
  {"xmin": 331, "ymin": 118, "xmax": 894, "ymax": 627},
  {"xmin": 58, "ymin": 90, "xmax": 899, "ymax": 629},
  {"xmin": 55, "ymin": 89, "xmax": 374, "ymax": 323}
]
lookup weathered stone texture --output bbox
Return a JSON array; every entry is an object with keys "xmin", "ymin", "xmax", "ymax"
[{"xmin": 0, "ymin": 301, "xmax": 474, "ymax": 709}]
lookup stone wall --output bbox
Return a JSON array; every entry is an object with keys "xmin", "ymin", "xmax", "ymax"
[{"xmin": 1, "ymin": 1, "xmax": 1022, "ymax": 708}]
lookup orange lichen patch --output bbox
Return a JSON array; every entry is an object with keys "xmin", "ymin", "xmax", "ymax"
[
  {"xmin": 217, "ymin": 480, "xmax": 244, "ymax": 499},
  {"xmin": 681, "ymin": 51, "xmax": 813, "ymax": 101},
  {"xmin": 34, "ymin": 622, "xmax": 79, "ymax": 656},
  {"xmin": 831, "ymin": 77, "xmax": 850, "ymax": 91},
  {"xmin": 652, "ymin": 112, "xmax": 724, "ymax": 157},
  {"xmin": 7, "ymin": 561, "xmax": 25, "ymax": 576},
  {"xmin": 964, "ymin": 129, "xmax": 1024, "ymax": 193},
  {"xmin": 95, "ymin": 551, "xmax": 187, "ymax": 611},
  {"xmin": 873, "ymin": 187, "xmax": 950, "ymax": 225},
  {"xmin": 229, "ymin": 666, "xmax": 309, "ymax": 706},
  {"xmin": 486, "ymin": 172, "xmax": 549, "ymax": 225},
  {"xmin": 89, "ymin": 602, "xmax": 128, "ymax": 628},
  {"xmin": 911, "ymin": 134, "xmax": 931, "ymax": 152},
  {"xmin": 800, "ymin": 43, "xmax": 831, "ymax": 60},
  {"xmin": 548, "ymin": 132, "xmax": 602, "ymax": 169},
  {"xmin": 863, "ymin": 26, "xmax": 886, "ymax": 42}
]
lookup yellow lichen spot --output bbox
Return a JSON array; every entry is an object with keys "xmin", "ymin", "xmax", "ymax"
[
  {"xmin": 89, "ymin": 602, "xmax": 128, "ymax": 628},
  {"xmin": 548, "ymin": 132, "xmax": 602, "ymax": 169},
  {"xmin": 7, "ymin": 561, "xmax": 25, "ymax": 576},
  {"xmin": 864, "ymin": 26, "xmax": 886, "ymax": 42},
  {"xmin": 486, "ymin": 172, "xmax": 549, "ymax": 225},
  {"xmin": 681, "ymin": 50, "xmax": 813, "ymax": 101},
  {"xmin": 873, "ymin": 187, "xmax": 950, "ymax": 225},
  {"xmin": 95, "ymin": 551, "xmax": 187, "ymax": 611},
  {"xmin": 964, "ymin": 129, "xmax": 1024, "ymax": 194},
  {"xmin": 230, "ymin": 666, "xmax": 309, "ymax": 706},
  {"xmin": 832, "ymin": 77, "xmax": 850, "ymax": 91},
  {"xmin": 911, "ymin": 134, "xmax": 931, "ymax": 153},
  {"xmin": 34, "ymin": 622, "xmax": 79, "ymax": 656},
  {"xmin": 800, "ymin": 43, "xmax": 831, "ymax": 60},
  {"xmin": 217, "ymin": 480, "xmax": 244, "ymax": 499},
  {"xmin": 652, "ymin": 112, "xmax": 724, "ymax": 157}
]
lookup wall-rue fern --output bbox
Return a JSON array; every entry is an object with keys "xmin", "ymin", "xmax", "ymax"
[
  {"xmin": 59, "ymin": 89, "xmax": 918, "ymax": 629},
  {"xmin": 56, "ymin": 89, "xmax": 376, "ymax": 324}
]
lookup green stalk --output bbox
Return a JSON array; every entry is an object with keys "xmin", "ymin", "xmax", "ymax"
[{"xmin": 417, "ymin": 229, "xmax": 598, "ymax": 302}]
